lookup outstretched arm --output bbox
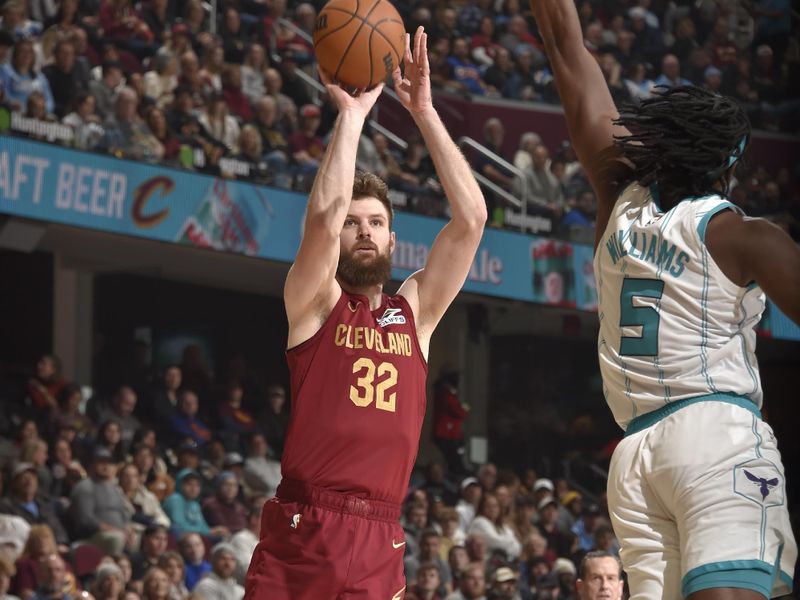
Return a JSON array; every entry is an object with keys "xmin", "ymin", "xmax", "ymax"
[
  {"xmin": 529, "ymin": 0, "xmax": 632, "ymax": 249},
  {"xmin": 284, "ymin": 75, "xmax": 384, "ymax": 348},
  {"xmin": 393, "ymin": 28, "xmax": 487, "ymax": 343}
]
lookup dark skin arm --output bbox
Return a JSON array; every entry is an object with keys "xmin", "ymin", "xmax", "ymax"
[
  {"xmin": 706, "ymin": 211, "xmax": 800, "ymax": 325},
  {"xmin": 529, "ymin": 0, "xmax": 633, "ymax": 253}
]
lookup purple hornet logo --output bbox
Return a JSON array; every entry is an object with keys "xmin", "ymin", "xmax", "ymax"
[{"xmin": 744, "ymin": 470, "xmax": 779, "ymax": 500}]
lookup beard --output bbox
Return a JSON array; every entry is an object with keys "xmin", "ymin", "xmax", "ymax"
[{"xmin": 337, "ymin": 244, "xmax": 392, "ymax": 287}]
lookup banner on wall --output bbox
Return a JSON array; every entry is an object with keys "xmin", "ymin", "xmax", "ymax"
[{"xmin": 1, "ymin": 136, "xmax": 797, "ymax": 341}]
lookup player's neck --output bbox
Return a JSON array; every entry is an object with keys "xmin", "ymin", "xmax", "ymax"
[{"xmin": 338, "ymin": 279, "xmax": 384, "ymax": 310}]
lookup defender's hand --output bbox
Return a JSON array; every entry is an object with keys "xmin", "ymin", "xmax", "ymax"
[{"xmin": 392, "ymin": 26, "xmax": 433, "ymax": 116}]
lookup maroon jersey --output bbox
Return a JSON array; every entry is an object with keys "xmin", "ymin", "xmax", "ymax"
[{"xmin": 281, "ymin": 291, "xmax": 428, "ymax": 504}]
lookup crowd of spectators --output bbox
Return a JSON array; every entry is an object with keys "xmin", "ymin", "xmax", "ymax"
[
  {"xmin": 0, "ymin": 348, "xmax": 625, "ymax": 600},
  {"xmin": 0, "ymin": 0, "xmax": 796, "ymax": 238}
]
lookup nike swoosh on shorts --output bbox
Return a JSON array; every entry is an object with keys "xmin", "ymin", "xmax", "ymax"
[{"xmin": 392, "ymin": 540, "xmax": 406, "ymax": 549}]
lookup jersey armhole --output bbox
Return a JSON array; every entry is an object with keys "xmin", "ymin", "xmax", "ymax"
[
  {"xmin": 393, "ymin": 294, "xmax": 429, "ymax": 371},
  {"xmin": 286, "ymin": 290, "xmax": 348, "ymax": 355},
  {"xmin": 696, "ymin": 201, "xmax": 742, "ymax": 243}
]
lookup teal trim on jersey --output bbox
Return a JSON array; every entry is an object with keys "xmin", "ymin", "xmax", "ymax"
[
  {"xmin": 648, "ymin": 183, "xmax": 662, "ymax": 212},
  {"xmin": 682, "ymin": 560, "xmax": 774, "ymax": 599},
  {"xmin": 779, "ymin": 570, "xmax": 794, "ymax": 591},
  {"xmin": 696, "ymin": 200, "xmax": 739, "ymax": 241},
  {"xmin": 624, "ymin": 393, "xmax": 760, "ymax": 436},
  {"xmin": 699, "ymin": 246, "xmax": 718, "ymax": 392}
]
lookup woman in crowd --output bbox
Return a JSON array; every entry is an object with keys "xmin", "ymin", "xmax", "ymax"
[
  {"xmin": 145, "ymin": 107, "xmax": 181, "ymax": 162},
  {"xmin": 140, "ymin": 567, "xmax": 171, "ymax": 600},
  {"xmin": 157, "ymin": 552, "xmax": 188, "ymax": 600},
  {"xmin": 93, "ymin": 419, "xmax": 126, "ymax": 464},
  {"xmin": 467, "ymin": 491, "xmax": 522, "ymax": 561},
  {"xmin": 50, "ymin": 384, "xmax": 93, "ymax": 440},
  {"xmin": 62, "ymin": 92, "xmax": 105, "ymax": 150},
  {"xmin": 11, "ymin": 525, "xmax": 76, "ymax": 599},
  {"xmin": 90, "ymin": 563, "xmax": 126, "ymax": 600},
  {"xmin": 48, "ymin": 437, "xmax": 87, "ymax": 500},
  {"xmin": 0, "ymin": 39, "xmax": 54, "ymax": 114},
  {"xmin": 118, "ymin": 463, "xmax": 171, "ymax": 529},
  {"xmin": 199, "ymin": 92, "xmax": 240, "ymax": 153},
  {"xmin": 143, "ymin": 54, "xmax": 178, "ymax": 109},
  {"xmin": 26, "ymin": 355, "xmax": 65, "ymax": 415}
]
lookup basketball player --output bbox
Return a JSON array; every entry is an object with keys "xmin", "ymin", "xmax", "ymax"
[
  {"xmin": 245, "ymin": 27, "xmax": 486, "ymax": 599},
  {"xmin": 528, "ymin": 0, "xmax": 799, "ymax": 598}
]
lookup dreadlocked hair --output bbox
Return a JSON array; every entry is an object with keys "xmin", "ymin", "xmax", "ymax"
[{"xmin": 613, "ymin": 86, "xmax": 750, "ymax": 210}]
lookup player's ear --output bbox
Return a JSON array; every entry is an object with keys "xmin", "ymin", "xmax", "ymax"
[{"xmin": 389, "ymin": 231, "xmax": 396, "ymax": 255}]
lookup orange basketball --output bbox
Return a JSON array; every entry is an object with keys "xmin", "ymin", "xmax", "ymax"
[{"xmin": 313, "ymin": 0, "xmax": 406, "ymax": 89}]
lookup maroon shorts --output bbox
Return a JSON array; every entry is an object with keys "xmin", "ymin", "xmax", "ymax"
[{"xmin": 244, "ymin": 479, "xmax": 407, "ymax": 600}]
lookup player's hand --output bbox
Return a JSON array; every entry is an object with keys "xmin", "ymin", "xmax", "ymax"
[
  {"xmin": 392, "ymin": 26, "xmax": 433, "ymax": 116},
  {"xmin": 318, "ymin": 66, "xmax": 384, "ymax": 120}
]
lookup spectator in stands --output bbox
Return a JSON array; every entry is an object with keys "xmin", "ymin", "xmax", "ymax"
[
  {"xmin": 512, "ymin": 132, "xmax": 542, "ymax": 171},
  {"xmin": 517, "ymin": 145, "xmax": 564, "ymax": 218},
  {"xmin": 598, "ymin": 52, "xmax": 631, "ymax": 106},
  {"xmin": 217, "ymin": 382, "xmax": 258, "ymax": 452},
  {"xmin": 654, "ymin": 54, "xmax": 691, "ymax": 88},
  {"xmin": 242, "ymin": 433, "xmax": 280, "ymax": 498},
  {"xmin": 406, "ymin": 562, "xmax": 444, "ymax": 600},
  {"xmin": 192, "ymin": 543, "xmax": 243, "ymax": 600},
  {"xmin": 402, "ymin": 501, "xmax": 429, "ymax": 560},
  {"xmin": 62, "ymin": 91, "xmax": 104, "ymax": 150},
  {"xmin": 406, "ymin": 529, "xmax": 453, "ymax": 596},
  {"xmin": 482, "ymin": 46, "xmax": 516, "ymax": 98},
  {"xmin": 623, "ymin": 60, "xmax": 655, "ymax": 103},
  {"xmin": 50, "ymin": 385, "xmax": 92, "ymax": 441},
  {"xmin": 199, "ymin": 44, "xmax": 225, "ymax": 92},
  {"xmin": 199, "ymin": 92, "xmax": 240, "ymax": 154},
  {"xmin": 535, "ymin": 497, "xmax": 572, "ymax": 558},
  {"xmin": 11, "ymin": 524, "xmax": 61, "ymax": 598},
  {"xmin": 141, "ymin": 567, "xmax": 170, "ymax": 600},
  {"xmin": 138, "ymin": 0, "xmax": 169, "ymax": 45},
  {"xmin": 432, "ymin": 370, "xmax": 469, "ymax": 475},
  {"xmin": 561, "ymin": 189, "xmax": 596, "ymax": 236},
  {"xmin": 221, "ymin": 64, "xmax": 252, "ymax": 122},
  {"xmin": 156, "ymin": 551, "xmax": 188, "ymax": 600},
  {"xmin": 230, "ymin": 501, "xmax": 260, "ymax": 584},
  {"xmin": 201, "ymin": 472, "xmax": 247, "ymax": 534},
  {"xmin": 571, "ymin": 503, "xmax": 602, "ymax": 552},
  {"xmin": 92, "ymin": 420, "xmax": 126, "ymax": 464},
  {"xmin": 444, "ymin": 562, "xmax": 486, "ymax": 600},
  {"xmin": 48, "ymin": 438, "xmax": 86, "ymax": 501},
  {"xmin": 99, "ymin": 0, "xmax": 154, "ymax": 47},
  {"xmin": 111, "ymin": 555, "xmax": 133, "ymax": 592},
  {"xmin": 26, "ymin": 355, "xmax": 65, "ymax": 416},
  {"xmin": 131, "ymin": 443, "xmax": 173, "ymax": 503},
  {"xmin": 176, "ymin": 51, "xmax": 209, "ymax": 103},
  {"xmin": 489, "ymin": 566, "xmax": 520, "ymax": 600},
  {"xmin": 220, "ymin": 7, "xmax": 251, "ymax": 65},
  {"xmin": 17, "ymin": 441, "xmax": 52, "ymax": 502},
  {"xmin": 468, "ymin": 492, "xmax": 521, "ymax": 561},
  {"xmin": 118, "ymin": 463, "xmax": 170, "ymax": 530},
  {"xmin": 145, "ymin": 107, "xmax": 181, "ymax": 162},
  {"xmin": 498, "ymin": 15, "xmax": 542, "ymax": 59},
  {"xmin": 240, "ymin": 43, "xmax": 267, "ymax": 106},
  {"xmin": 178, "ymin": 532, "xmax": 210, "ymax": 591},
  {"xmin": 628, "ymin": 6, "xmax": 664, "ymax": 67},
  {"xmin": 169, "ymin": 390, "xmax": 211, "ymax": 447},
  {"xmin": 250, "ymin": 97, "xmax": 291, "ymax": 187},
  {"xmin": 448, "ymin": 546, "xmax": 470, "ymax": 588},
  {"xmin": 89, "ymin": 562, "xmax": 124, "ymax": 600},
  {"xmin": 262, "ymin": 68, "xmax": 294, "ymax": 121},
  {"xmin": 289, "ymin": 103, "xmax": 324, "ymax": 181},
  {"xmin": 470, "ymin": 16, "xmax": 499, "ymax": 69},
  {"xmin": 0, "ymin": 558, "xmax": 18, "ymax": 600},
  {"xmin": 69, "ymin": 447, "xmax": 133, "ymax": 555},
  {"xmin": 162, "ymin": 468, "xmax": 227, "ymax": 539},
  {"xmin": 143, "ymin": 54, "xmax": 177, "ymax": 109},
  {"xmin": 575, "ymin": 552, "xmax": 623, "ymax": 600},
  {"xmin": 149, "ymin": 366, "xmax": 181, "ymax": 437},
  {"xmin": 447, "ymin": 37, "xmax": 486, "ymax": 95},
  {"xmin": 0, "ymin": 463, "xmax": 68, "ymax": 548},
  {"xmin": 474, "ymin": 117, "xmax": 515, "ymax": 211},
  {"xmin": 98, "ymin": 387, "xmax": 141, "ymax": 451},
  {"xmin": 99, "ymin": 87, "xmax": 164, "ymax": 161},
  {"xmin": 130, "ymin": 523, "xmax": 168, "ymax": 580},
  {"xmin": 42, "ymin": 39, "xmax": 88, "ymax": 118},
  {"xmin": 23, "ymin": 91, "xmax": 55, "ymax": 127},
  {"xmin": 28, "ymin": 554, "xmax": 70, "ymax": 600},
  {"xmin": 0, "ymin": 39, "xmax": 53, "ymax": 114}
]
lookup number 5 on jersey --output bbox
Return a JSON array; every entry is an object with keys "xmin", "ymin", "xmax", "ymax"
[
  {"xmin": 350, "ymin": 358, "xmax": 398, "ymax": 412},
  {"xmin": 619, "ymin": 278, "xmax": 664, "ymax": 356}
]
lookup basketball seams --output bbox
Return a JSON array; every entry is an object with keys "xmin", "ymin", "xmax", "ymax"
[{"xmin": 316, "ymin": 0, "xmax": 405, "ymax": 87}]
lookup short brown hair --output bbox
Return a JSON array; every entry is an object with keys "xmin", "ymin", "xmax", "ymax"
[{"xmin": 352, "ymin": 171, "xmax": 393, "ymax": 228}]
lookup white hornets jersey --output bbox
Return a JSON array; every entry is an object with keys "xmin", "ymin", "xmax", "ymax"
[{"xmin": 594, "ymin": 182, "xmax": 765, "ymax": 431}]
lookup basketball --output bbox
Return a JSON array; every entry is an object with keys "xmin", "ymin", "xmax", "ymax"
[{"xmin": 313, "ymin": 0, "xmax": 406, "ymax": 89}]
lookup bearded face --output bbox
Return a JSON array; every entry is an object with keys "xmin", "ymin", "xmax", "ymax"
[{"xmin": 337, "ymin": 238, "xmax": 392, "ymax": 287}]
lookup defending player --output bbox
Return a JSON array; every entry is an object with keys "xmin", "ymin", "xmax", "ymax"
[
  {"xmin": 244, "ymin": 27, "xmax": 486, "ymax": 600},
  {"xmin": 528, "ymin": 0, "xmax": 799, "ymax": 598}
]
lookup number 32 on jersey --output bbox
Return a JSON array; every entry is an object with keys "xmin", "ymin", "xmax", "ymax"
[{"xmin": 350, "ymin": 358, "xmax": 398, "ymax": 412}]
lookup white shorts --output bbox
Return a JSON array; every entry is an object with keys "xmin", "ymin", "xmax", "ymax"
[{"xmin": 608, "ymin": 394, "xmax": 796, "ymax": 599}]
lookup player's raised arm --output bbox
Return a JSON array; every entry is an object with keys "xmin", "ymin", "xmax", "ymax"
[
  {"xmin": 393, "ymin": 28, "xmax": 487, "ymax": 339},
  {"xmin": 528, "ymin": 0, "xmax": 632, "ymax": 248},
  {"xmin": 283, "ymin": 74, "xmax": 384, "ymax": 342}
]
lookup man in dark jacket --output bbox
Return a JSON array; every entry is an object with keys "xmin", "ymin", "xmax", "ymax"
[{"xmin": 0, "ymin": 463, "xmax": 69, "ymax": 547}]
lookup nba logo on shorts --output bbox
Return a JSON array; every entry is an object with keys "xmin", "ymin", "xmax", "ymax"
[{"xmin": 733, "ymin": 460, "xmax": 784, "ymax": 507}]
